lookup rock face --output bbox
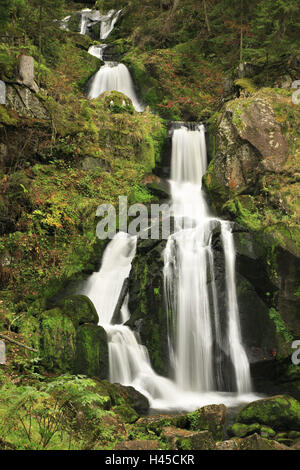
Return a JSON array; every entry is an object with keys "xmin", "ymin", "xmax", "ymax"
[
  {"xmin": 75, "ymin": 324, "xmax": 108, "ymax": 379},
  {"xmin": 39, "ymin": 296, "xmax": 108, "ymax": 378},
  {"xmin": 17, "ymin": 55, "xmax": 39, "ymax": 93},
  {"xmin": 235, "ymin": 395, "xmax": 300, "ymax": 431},
  {"xmin": 205, "ymin": 92, "xmax": 289, "ymax": 200},
  {"xmin": 6, "ymin": 84, "xmax": 49, "ymax": 120},
  {"xmin": 204, "ymin": 88, "xmax": 300, "ymax": 394},
  {"xmin": 128, "ymin": 238, "xmax": 169, "ymax": 376},
  {"xmin": 58, "ymin": 295, "xmax": 99, "ymax": 328}
]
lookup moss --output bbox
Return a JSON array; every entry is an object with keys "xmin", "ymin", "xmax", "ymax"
[
  {"xmin": 111, "ymin": 404, "xmax": 139, "ymax": 424},
  {"xmin": 58, "ymin": 295, "xmax": 99, "ymax": 328},
  {"xmin": 268, "ymin": 308, "xmax": 294, "ymax": 344},
  {"xmin": 75, "ymin": 324, "xmax": 108, "ymax": 379},
  {"xmin": 236, "ymin": 395, "xmax": 300, "ymax": 431},
  {"xmin": 41, "ymin": 308, "xmax": 76, "ymax": 372}
]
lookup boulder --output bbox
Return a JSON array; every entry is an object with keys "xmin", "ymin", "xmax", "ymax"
[
  {"xmin": 235, "ymin": 433, "xmax": 290, "ymax": 450},
  {"xmin": 115, "ymin": 440, "xmax": 160, "ymax": 450},
  {"xmin": 75, "ymin": 324, "xmax": 108, "ymax": 379},
  {"xmin": 59, "ymin": 294, "xmax": 99, "ymax": 328},
  {"xmin": 162, "ymin": 427, "xmax": 216, "ymax": 450},
  {"xmin": 186, "ymin": 404, "xmax": 227, "ymax": 441},
  {"xmin": 136, "ymin": 414, "xmax": 187, "ymax": 435},
  {"xmin": 236, "ymin": 395, "xmax": 300, "ymax": 431},
  {"xmin": 40, "ymin": 308, "xmax": 76, "ymax": 372},
  {"xmin": 128, "ymin": 238, "xmax": 169, "ymax": 375},
  {"xmin": 6, "ymin": 84, "xmax": 49, "ymax": 120},
  {"xmin": 91, "ymin": 379, "xmax": 149, "ymax": 415},
  {"xmin": 0, "ymin": 81, "xmax": 6, "ymax": 105},
  {"xmin": 111, "ymin": 404, "xmax": 139, "ymax": 423},
  {"xmin": 17, "ymin": 55, "xmax": 39, "ymax": 93},
  {"xmin": 216, "ymin": 439, "xmax": 240, "ymax": 450}
]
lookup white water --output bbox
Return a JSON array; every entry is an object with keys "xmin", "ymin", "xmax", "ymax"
[
  {"xmin": 100, "ymin": 9, "xmax": 122, "ymax": 40},
  {"xmin": 88, "ymin": 44, "xmax": 107, "ymax": 61},
  {"xmin": 87, "ymin": 62, "xmax": 145, "ymax": 112},
  {"xmin": 164, "ymin": 124, "xmax": 252, "ymax": 394}
]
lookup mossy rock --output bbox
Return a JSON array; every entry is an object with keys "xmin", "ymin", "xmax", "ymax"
[
  {"xmin": 59, "ymin": 295, "xmax": 99, "ymax": 328},
  {"xmin": 40, "ymin": 308, "xmax": 76, "ymax": 372},
  {"xmin": 186, "ymin": 404, "xmax": 226, "ymax": 441},
  {"xmin": 90, "ymin": 379, "xmax": 149, "ymax": 415},
  {"xmin": 236, "ymin": 395, "xmax": 300, "ymax": 431},
  {"xmin": 75, "ymin": 324, "xmax": 108, "ymax": 379},
  {"xmin": 136, "ymin": 414, "xmax": 188, "ymax": 435},
  {"xmin": 229, "ymin": 422, "xmax": 264, "ymax": 438},
  {"xmin": 111, "ymin": 404, "xmax": 139, "ymax": 423}
]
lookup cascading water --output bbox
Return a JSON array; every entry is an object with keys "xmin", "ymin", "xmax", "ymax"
[
  {"xmin": 164, "ymin": 124, "xmax": 252, "ymax": 395},
  {"xmin": 100, "ymin": 10, "xmax": 122, "ymax": 40},
  {"xmin": 82, "ymin": 125, "xmax": 259, "ymax": 411},
  {"xmin": 86, "ymin": 62, "xmax": 145, "ymax": 112}
]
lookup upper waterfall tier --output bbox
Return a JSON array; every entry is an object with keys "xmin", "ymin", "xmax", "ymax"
[{"xmin": 86, "ymin": 62, "xmax": 145, "ymax": 112}]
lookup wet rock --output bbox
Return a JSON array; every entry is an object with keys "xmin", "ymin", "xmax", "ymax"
[{"xmin": 115, "ymin": 440, "xmax": 160, "ymax": 450}]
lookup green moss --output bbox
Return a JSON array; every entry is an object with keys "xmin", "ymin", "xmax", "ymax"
[
  {"xmin": 75, "ymin": 324, "xmax": 108, "ymax": 379},
  {"xmin": 268, "ymin": 308, "xmax": 294, "ymax": 343},
  {"xmin": 41, "ymin": 308, "xmax": 76, "ymax": 372}
]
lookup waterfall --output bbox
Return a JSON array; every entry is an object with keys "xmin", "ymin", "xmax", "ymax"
[
  {"xmin": 82, "ymin": 126, "xmax": 258, "ymax": 410},
  {"xmin": 164, "ymin": 124, "xmax": 252, "ymax": 395},
  {"xmin": 100, "ymin": 10, "xmax": 122, "ymax": 40},
  {"xmin": 86, "ymin": 62, "xmax": 145, "ymax": 112},
  {"xmin": 88, "ymin": 44, "xmax": 107, "ymax": 61}
]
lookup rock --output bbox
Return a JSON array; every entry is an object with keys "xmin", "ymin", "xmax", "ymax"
[
  {"xmin": 186, "ymin": 404, "xmax": 226, "ymax": 441},
  {"xmin": 136, "ymin": 414, "xmax": 187, "ymax": 434},
  {"xmin": 17, "ymin": 55, "xmax": 39, "ymax": 93},
  {"xmin": 275, "ymin": 75, "xmax": 292, "ymax": 89},
  {"xmin": 236, "ymin": 433, "xmax": 290, "ymax": 450},
  {"xmin": 216, "ymin": 439, "xmax": 240, "ymax": 450},
  {"xmin": 75, "ymin": 324, "xmax": 108, "ymax": 379},
  {"xmin": 111, "ymin": 404, "xmax": 139, "ymax": 423},
  {"xmin": 229, "ymin": 422, "xmax": 262, "ymax": 438},
  {"xmin": 162, "ymin": 426, "xmax": 216, "ymax": 450},
  {"xmin": 6, "ymin": 84, "xmax": 49, "ymax": 120},
  {"xmin": 128, "ymin": 239, "xmax": 169, "ymax": 375},
  {"xmin": 58, "ymin": 295, "xmax": 99, "ymax": 328},
  {"xmin": 0, "ymin": 81, "xmax": 6, "ymax": 105},
  {"xmin": 41, "ymin": 308, "xmax": 76, "ymax": 372},
  {"xmin": 91, "ymin": 380, "xmax": 149, "ymax": 415},
  {"xmin": 80, "ymin": 156, "xmax": 108, "ymax": 171},
  {"xmin": 115, "ymin": 440, "xmax": 160, "ymax": 450},
  {"xmin": 121, "ymin": 386, "xmax": 149, "ymax": 415},
  {"xmin": 236, "ymin": 395, "xmax": 300, "ymax": 431},
  {"xmin": 292, "ymin": 438, "xmax": 300, "ymax": 450}
]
